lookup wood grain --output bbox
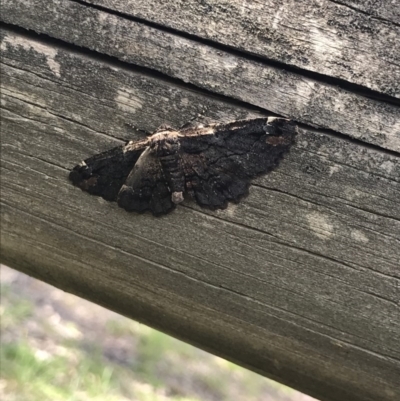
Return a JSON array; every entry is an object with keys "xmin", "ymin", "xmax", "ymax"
[
  {"xmin": 81, "ymin": 0, "xmax": 400, "ymax": 97},
  {"xmin": 337, "ymin": 0, "xmax": 400, "ymax": 25},
  {"xmin": 2, "ymin": 0, "xmax": 399, "ymax": 153},
  {"xmin": 1, "ymin": 29, "xmax": 399, "ymax": 401}
]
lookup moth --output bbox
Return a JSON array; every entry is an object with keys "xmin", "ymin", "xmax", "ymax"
[{"xmin": 69, "ymin": 117, "xmax": 296, "ymax": 216}]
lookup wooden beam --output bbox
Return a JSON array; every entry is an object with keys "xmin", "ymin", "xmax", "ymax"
[
  {"xmin": 82, "ymin": 0, "xmax": 400, "ymax": 97},
  {"xmin": 333, "ymin": 0, "xmax": 400, "ymax": 25},
  {"xmin": 1, "ymin": 28, "xmax": 399, "ymax": 401},
  {"xmin": 2, "ymin": 0, "xmax": 400, "ymax": 151}
]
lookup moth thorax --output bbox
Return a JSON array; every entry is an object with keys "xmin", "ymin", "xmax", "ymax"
[
  {"xmin": 150, "ymin": 132, "xmax": 180, "ymax": 157},
  {"xmin": 157, "ymin": 139, "xmax": 180, "ymax": 157}
]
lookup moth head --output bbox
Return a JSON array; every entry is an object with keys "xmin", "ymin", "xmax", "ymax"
[{"xmin": 149, "ymin": 130, "xmax": 180, "ymax": 156}]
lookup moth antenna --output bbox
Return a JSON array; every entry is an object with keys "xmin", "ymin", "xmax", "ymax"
[
  {"xmin": 179, "ymin": 106, "xmax": 208, "ymax": 130},
  {"xmin": 155, "ymin": 123, "xmax": 173, "ymax": 132},
  {"xmin": 124, "ymin": 122, "xmax": 151, "ymax": 136}
]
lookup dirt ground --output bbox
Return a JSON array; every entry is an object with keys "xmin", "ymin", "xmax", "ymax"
[{"xmin": 1, "ymin": 265, "xmax": 317, "ymax": 401}]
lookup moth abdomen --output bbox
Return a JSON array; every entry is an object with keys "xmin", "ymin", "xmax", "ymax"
[{"xmin": 160, "ymin": 156, "xmax": 185, "ymax": 203}]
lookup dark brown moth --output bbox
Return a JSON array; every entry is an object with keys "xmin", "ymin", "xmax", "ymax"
[{"xmin": 69, "ymin": 117, "xmax": 296, "ymax": 216}]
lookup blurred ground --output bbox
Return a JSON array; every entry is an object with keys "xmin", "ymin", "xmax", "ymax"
[{"xmin": 1, "ymin": 265, "xmax": 317, "ymax": 401}]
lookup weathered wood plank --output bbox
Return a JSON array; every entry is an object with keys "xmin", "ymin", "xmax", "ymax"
[
  {"xmin": 1, "ymin": 29, "xmax": 400, "ymax": 401},
  {"xmin": 2, "ymin": 0, "xmax": 400, "ymax": 152},
  {"xmin": 82, "ymin": 0, "xmax": 400, "ymax": 97},
  {"xmin": 337, "ymin": 0, "xmax": 400, "ymax": 25}
]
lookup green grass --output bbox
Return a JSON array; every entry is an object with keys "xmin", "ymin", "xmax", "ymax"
[
  {"xmin": 1, "ymin": 339, "xmax": 202, "ymax": 401},
  {"xmin": 0, "ymin": 328, "xmax": 207, "ymax": 401},
  {"xmin": 0, "ymin": 267, "xmax": 313, "ymax": 401},
  {"xmin": 1, "ymin": 285, "xmax": 34, "ymax": 330},
  {"xmin": 1, "ymin": 341, "xmax": 120, "ymax": 401}
]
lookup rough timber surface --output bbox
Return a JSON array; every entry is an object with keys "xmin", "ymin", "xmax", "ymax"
[
  {"xmin": 337, "ymin": 0, "xmax": 400, "ymax": 25},
  {"xmin": 81, "ymin": 0, "xmax": 400, "ymax": 98},
  {"xmin": 2, "ymin": 0, "xmax": 400, "ymax": 152},
  {"xmin": 1, "ymin": 29, "xmax": 400, "ymax": 401}
]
